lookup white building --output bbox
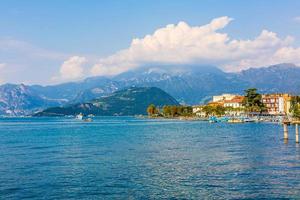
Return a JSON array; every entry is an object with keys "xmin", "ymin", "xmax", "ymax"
[
  {"xmin": 192, "ymin": 106, "xmax": 206, "ymax": 117},
  {"xmin": 223, "ymin": 96, "xmax": 244, "ymax": 108},
  {"xmin": 212, "ymin": 94, "xmax": 237, "ymax": 102}
]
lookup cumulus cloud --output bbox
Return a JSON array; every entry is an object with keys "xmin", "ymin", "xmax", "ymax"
[
  {"xmin": 53, "ymin": 56, "xmax": 87, "ymax": 81},
  {"xmin": 90, "ymin": 16, "xmax": 300, "ymax": 75}
]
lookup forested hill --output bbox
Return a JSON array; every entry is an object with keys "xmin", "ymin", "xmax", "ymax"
[{"xmin": 34, "ymin": 87, "xmax": 179, "ymax": 116}]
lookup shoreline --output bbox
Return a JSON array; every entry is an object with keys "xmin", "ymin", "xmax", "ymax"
[{"xmin": 144, "ymin": 115, "xmax": 300, "ymax": 124}]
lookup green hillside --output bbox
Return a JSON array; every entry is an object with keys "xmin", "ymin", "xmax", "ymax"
[{"xmin": 34, "ymin": 87, "xmax": 179, "ymax": 116}]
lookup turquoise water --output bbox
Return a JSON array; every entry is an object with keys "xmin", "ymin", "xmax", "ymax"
[{"xmin": 1, "ymin": 117, "xmax": 300, "ymax": 199}]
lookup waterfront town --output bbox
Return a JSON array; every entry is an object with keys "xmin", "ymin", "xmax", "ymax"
[
  {"xmin": 147, "ymin": 88, "xmax": 300, "ymax": 123},
  {"xmin": 193, "ymin": 93, "xmax": 292, "ymax": 118}
]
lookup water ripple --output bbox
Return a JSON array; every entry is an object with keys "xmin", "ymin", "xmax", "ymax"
[{"xmin": 0, "ymin": 117, "xmax": 300, "ymax": 199}]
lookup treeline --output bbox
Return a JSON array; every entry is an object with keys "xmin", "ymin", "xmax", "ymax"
[
  {"xmin": 201, "ymin": 105, "xmax": 225, "ymax": 117},
  {"xmin": 147, "ymin": 104, "xmax": 193, "ymax": 117}
]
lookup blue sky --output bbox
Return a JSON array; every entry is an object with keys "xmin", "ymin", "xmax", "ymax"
[{"xmin": 1, "ymin": 0, "xmax": 300, "ymax": 85}]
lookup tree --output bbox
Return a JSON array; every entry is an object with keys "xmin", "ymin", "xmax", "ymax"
[
  {"xmin": 177, "ymin": 106, "xmax": 184, "ymax": 115},
  {"xmin": 162, "ymin": 105, "xmax": 171, "ymax": 117},
  {"xmin": 215, "ymin": 105, "xmax": 225, "ymax": 116},
  {"xmin": 290, "ymin": 96, "xmax": 300, "ymax": 119},
  {"xmin": 184, "ymin": 106, "xmax": 193, "ymax": 116},
  {"xmin": 171, "ymin": 106, "xmax": 178, "ymax": 117},
  {"xmin": 162, "ymin": 105, "xmax": 193, "ymax": 117},
  {"xmin": 147, "ymin": 104, "xmax": 157, "ymax": 116},
  {"xmin": 202, "ymin": 105, "xmax": 214, "ymax": 117},
  {"xmin": 242, "ymin": 88, "xmax": 265, "ymax": 113}
]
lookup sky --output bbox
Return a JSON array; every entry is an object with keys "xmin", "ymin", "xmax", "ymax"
[{"xmin": 1, "ymin": 0, "xmax": 300, "ymax": 85}]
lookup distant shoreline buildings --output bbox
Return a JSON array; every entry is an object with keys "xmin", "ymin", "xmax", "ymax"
[
  {"xmin": 193, "ymin": 93, "xmax": 293, "ymax": 117},
  {"xmin": 261, "ymin": 94, "xmax": 291, "ymax": 115}
]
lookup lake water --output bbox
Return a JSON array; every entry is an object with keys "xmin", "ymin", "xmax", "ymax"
[{"xmin": 1, "ymin": 117, "xmax": 300, "ymax": 199}]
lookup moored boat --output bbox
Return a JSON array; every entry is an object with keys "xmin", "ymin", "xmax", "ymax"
[
  {"xmin": 75, "ymin": 113, "xmax": 84, "ymax": 120},
  {"xmin": 209, "ymin": 116, "xmax": 218, "ymax": 123},
  {"xmin": 243, "ymin": 117, "xmax": 255, "ymax": 122}
]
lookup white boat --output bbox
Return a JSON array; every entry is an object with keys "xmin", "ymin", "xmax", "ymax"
[
  {"xmin": 243, "ymin": 117, "xmax": 255, "ymax": 122},
  {"xmin": 76, "ymin": 113, "xmax": 84, "ymax": 120}
]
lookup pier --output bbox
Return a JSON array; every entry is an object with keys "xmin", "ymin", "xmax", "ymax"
[{"xmin": 282, "ymin": 120, "xmax": 300, "ymax": 143}]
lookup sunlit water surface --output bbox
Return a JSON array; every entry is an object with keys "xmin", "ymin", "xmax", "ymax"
[{"xmin": 1, "ymin": 117, "xmax": 300, "ymax": 199}]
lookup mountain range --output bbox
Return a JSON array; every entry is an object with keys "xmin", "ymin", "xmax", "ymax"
[{"xmin": 1, "ymin": 63, "xmax": 300, "ymax": 116}]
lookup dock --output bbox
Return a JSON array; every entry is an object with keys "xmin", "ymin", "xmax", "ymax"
[{"xmin": 282, "ymin": 120, "xmax": 300, "ymax": 143}]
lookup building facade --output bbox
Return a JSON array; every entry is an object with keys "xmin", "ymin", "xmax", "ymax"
[
  {"xmin": 223, "ymin": 96, "xmax": 245, "ymax": 116},
  {"xmin": 261, "ymin": 94, "xmax": 291, "ymax": 115},
  {"xmin": 223, "ymin": 96, "xmax": 244, "ymax": 108}
]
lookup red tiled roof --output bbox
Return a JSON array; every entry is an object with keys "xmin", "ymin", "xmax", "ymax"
[{"xmin": 223, "ymin": 96, "xmax": 244, "ymax": 103}]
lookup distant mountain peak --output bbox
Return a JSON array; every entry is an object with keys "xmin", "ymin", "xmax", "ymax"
[
  {"xmin": 269, "ymin": 63, "xmax": 297, "ymax": 68},
  {"xmin": 241, "ymin": 63, "xmax": 299, "ymax": 74}
]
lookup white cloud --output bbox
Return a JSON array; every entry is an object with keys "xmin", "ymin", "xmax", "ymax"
[
  {"xmin": 53, "ymin": 56, "xmax": 87, "ymax": 81},
  {"xmin": 90, "ymin": 16, "xmax": 300, "ymax": 75}
]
